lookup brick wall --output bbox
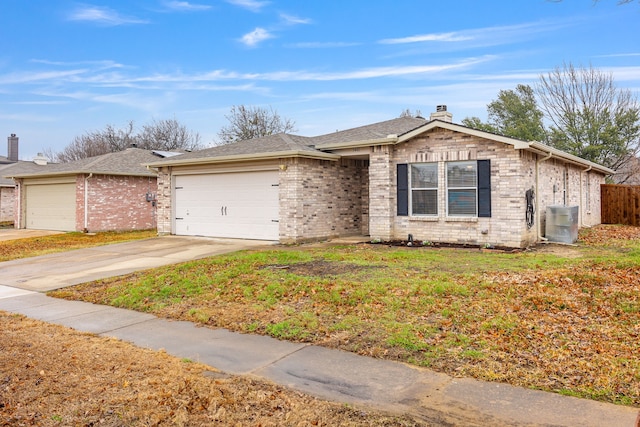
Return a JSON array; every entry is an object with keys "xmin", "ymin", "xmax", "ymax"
[
  {"xmin": 77, "ymin": 174, "xmax": 157, "ymax": 232},
  {"xmin": 156, "ymin": 168, "xmax": 172, "ymax": 235},
  {"xmin": 369, "ymin": 129, "xmax": 604, "ymax": 247},
  {"xmin": 379, "ymin": 128, "xmax": 532, "ymax": 248},
  {"xmin": 0, "ymin": 186, "xmax": 14, "ymax": 223},
  {"xmin": 536, "ymin": 159, "xmax": 604, "ymax": 231},
  {"xmin": 366, "ymin": 128, "xmax": 607, "ymax": 248},
  {"xmin": 368, "ymin": 145, "xmax": 394, "ymax": 240},
  {"xmin": 280, "ymin": 157, "xmax": 367, "ymax": 243}
]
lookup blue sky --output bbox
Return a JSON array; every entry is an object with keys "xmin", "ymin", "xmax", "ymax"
[{"xmin": 1, "ymin": 0, "xmax": 639, "ymax": 160}]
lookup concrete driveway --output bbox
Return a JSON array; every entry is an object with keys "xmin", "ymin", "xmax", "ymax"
[{"xmin": 0, "ymin": 236, "xmax": 274, "ymax": 292}]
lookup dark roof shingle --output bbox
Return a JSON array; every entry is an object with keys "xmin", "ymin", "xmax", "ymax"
[
  {"xmin": 149, "ymin": 133, "xmax": 318, "ymax": 163},
  {"xmin": 4, "ymin": 148, "xmax": 170, "ymax": 179},
  {"xmin": 311, "ymin": 116, "xmax": 428, "ymax": 146}
]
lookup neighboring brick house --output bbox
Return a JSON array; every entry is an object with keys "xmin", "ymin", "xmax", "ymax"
[
  {"xmin": 0, "ymin": 165, "xmax": 16, "ymax": 223},
  {"xmin": 6, "ymin": 148, "xmax": 177, "ymax": 232},
  {"xmin": 0, "ymin": 161, "xmax": 47, "ymax": 224},
  {"xmin": 147, "ymin": 107, "xmax": 613, "ymax": 248}
]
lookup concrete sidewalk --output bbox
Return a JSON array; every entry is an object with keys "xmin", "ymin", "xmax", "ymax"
[{"xmin": 1, "ymin": 285, "xmax": 638, "ymax": 426}]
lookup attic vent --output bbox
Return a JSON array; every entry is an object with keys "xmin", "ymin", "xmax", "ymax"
[{"xmin": 436, "ymin": 105, "xmax": 447, "ymax": 112}]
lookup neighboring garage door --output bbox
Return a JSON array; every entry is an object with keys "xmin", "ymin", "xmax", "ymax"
[
  {"xmin": 174, "ymin": 170, "xmax": 279, "ymax": 240},
  {"xmin": 25, "ymin": 183, "xmax": 76, "ymax": 231}
]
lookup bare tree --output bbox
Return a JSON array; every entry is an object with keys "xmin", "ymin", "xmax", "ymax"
[
  {"xmin": 48, "ymin": 121, "xmax": 137, "ymax": 163},
  {"xmin": 45, "ymin": 119, "xmax": 201, "ymax": 162},
  {"xmin": 536, "ymin": 63, "xmax": 640, "ymax": 182},
  {"xmin": 138, "ymin": 118, "xmax": 202, "ymax": 151},
  {"xmin": 216, "ymin": 105, "xmax": 297, "ymax": 145},
  {"xmin": 399, "ymin": 108, "xmax": 422, "ymax": 118}
]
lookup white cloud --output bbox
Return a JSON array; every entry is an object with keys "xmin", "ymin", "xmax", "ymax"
[
  {"xmin": 379, "ymin": 20, "xmax": 573, "ymax": 48},
  {"xmin": 0, "ymin": 70, "xmax": 89, "ymax": 85},
  {"xmin": 67, "ymin": 5, "xmax": 148, "ymax": 26},
  {"xmin": 30, "ymin": 59, "xmax": 125, "ymax": 70},
  {"xmin": 226, "ymin": 0, "xmax": 269, "ymax": 12},
  {"xmin": 239, "ymin": 27, "xmax": 274, "ymax": 47},
  {"xmin": 595, "ymin": 53, "xmax": 640, "ymax": 58},
  {"xmin": 380, "ymin": 32, "xmax": 473, "ymax": 44},
  {"xmin": 246, "ymin": 57, "xmax": 494, "ymax": 81},
  {"xmin": 279, "ymin": 13, "xmax": 311, "ymax": 25},
  {"xmin": 0, "ymin": 56, "xmax": 496, "ymax": 90},
  {"xmin": 163, "ymin": 1, "xmax": 212, "ymax": 11}
]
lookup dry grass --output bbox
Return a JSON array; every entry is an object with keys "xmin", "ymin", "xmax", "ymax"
[
  {"xmin": 0, "ymin": 230, "xmax": 157, "ymax": 262},
  {"xmin": 48, "ymin": 225, "xmax": 640, "ymax": 407},
  {"xmin": 0, "ymin": 312, "xmax": 424, "ymax": 426}
]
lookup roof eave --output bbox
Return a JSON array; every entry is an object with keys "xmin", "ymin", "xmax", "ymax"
[
  {"xmin": 528, "ymin": 142, "xmax": 615, "ymax": 174},
  {"xmin": 315, "ymin": 137, "xmax": 398, "ymax": 151},
  {"xmin": 8, "ymin": 170, "xmax": 157, "ymax": 179},
  {"xmin": 145, "ymin": 150, "xmax": 340, "ymax": 168}
]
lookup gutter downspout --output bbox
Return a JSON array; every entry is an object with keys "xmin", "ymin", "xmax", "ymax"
[
  {"xmin": 536, "ymin": 150, "xmax": 553, "ymax": 242},
  {"xmin": 84, "ymin": 173, "xmax": 93, "ymax": 232},
  {"xmin": 580, "ymin": 165, "xmax": 592, "ymax": 227}
]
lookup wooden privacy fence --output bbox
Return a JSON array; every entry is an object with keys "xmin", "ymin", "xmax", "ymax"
[{"xmin": 601, "ymin": 184, "xmax": 640, "ymax": 226}]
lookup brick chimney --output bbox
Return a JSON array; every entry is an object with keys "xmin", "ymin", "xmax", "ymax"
[
  {"xmin": 7, "ymin": 134, "xmax": 18, "ymax": 162},
  {"xmin": 429, "ymin": 105, "xmax": 453, "ymax": 123}
]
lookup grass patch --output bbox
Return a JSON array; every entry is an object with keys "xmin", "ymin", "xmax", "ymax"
[{"xmin": 49, "ymin": 225, "xmax": 640, "ymax": 407}]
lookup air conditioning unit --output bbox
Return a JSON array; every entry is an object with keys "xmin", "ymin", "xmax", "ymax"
[{"xmin": 545, "ymin": 205, "xmax": 579, "ymax": 244}]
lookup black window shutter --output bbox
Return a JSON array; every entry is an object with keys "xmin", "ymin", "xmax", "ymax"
[
  {"xmin": 397, "ymin": 164, "xmax": 409, "ymax": 216},
  {"xmin": 477, "ymin": 159, "xmax": 491, "ymax": 217}
]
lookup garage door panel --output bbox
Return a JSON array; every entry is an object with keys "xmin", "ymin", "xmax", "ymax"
[
  {"xmin": 174, "ymin": 171, "xmax": 279, "ymax": 240},
  {"xmin": 25, "ymin": 183, "xmax": 76, "ymax": 231}
]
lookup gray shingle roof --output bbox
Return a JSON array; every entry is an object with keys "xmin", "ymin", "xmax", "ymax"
[
  {"xmin": 4, "ymin": 148, "xmax": 171, "ymax": 179},
  {"xmin": 0, "ymin": 161, "xmax": 46, "ymax": 185},
  {"xmin": 311, "ymin": 116, "xmax": 428, "ymax": 146},
  {"xmin": 147, "ymin": 118, "xmax": 429, "ymax": 166},
  {"xmin": 148, "ymin": 133, "xmax": 319, "ymax": 164}
]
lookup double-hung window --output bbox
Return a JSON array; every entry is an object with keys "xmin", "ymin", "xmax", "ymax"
[
  {"xmin": 446, "ymin": 161, "xmax": 477, "ymax": 216},
  {"xmin": 410, "ymin": 163, "xmax": 438, "ymax": 215},
  {"xmin": 397, "ymin": 159, "xmax": 490, "ymax": 218}
]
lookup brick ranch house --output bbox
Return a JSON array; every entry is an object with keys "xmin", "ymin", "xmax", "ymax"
[
  {"xmin": 147, "ymin": 108, "xmax": 613, "ymax": 248},
  {"xmin": 6, "ymin": 148, "xmax": 177, "ymax": 232}
]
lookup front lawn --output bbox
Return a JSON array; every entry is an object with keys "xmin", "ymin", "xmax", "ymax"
[
  {"xmin": 50, "ymin": 225, "xmax": 640, "ymax": 407},
  {"xmin": 0, "ymin": 230, "xmax": 157, "ymax": 262}
]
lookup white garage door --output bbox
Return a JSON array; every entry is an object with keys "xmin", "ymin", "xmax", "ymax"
[
  {"xmin": 25, "ymin": 183, "xmax": 76, "ymax": 231},
  {"xmin": 174, "ymin": 171, "xmax": 279, "ymax": 240}
]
